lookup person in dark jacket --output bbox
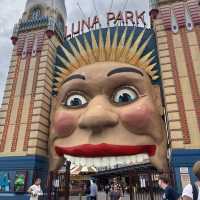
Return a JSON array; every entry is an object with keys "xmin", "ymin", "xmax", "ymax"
[
  {"xmin": 158, "ymin": 175, "xmax": 180, "ymax": 200},
  {"xmin": 85, "ymin": 180, "xmax": 91, "ymax": 200},
  {"xmin": 105, "ymin": 184, "xmax": 110, "ymax": 200}
]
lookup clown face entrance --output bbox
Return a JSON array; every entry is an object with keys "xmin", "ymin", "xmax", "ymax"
[{"xmin": 47, "ymin": 164, "xmax": 175, "ymax": 200}]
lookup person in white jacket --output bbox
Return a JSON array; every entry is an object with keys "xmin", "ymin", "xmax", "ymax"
[
  {"xmin": 182, "ymin": 161, "xmax": 200, "ymax": 200},
  {"xmin": 28, "ymin": 178, "xmax": 43, "ymax": 200}
]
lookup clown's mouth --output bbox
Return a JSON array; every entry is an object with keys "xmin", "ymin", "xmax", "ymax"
[{"xmin": 55, "ymin": 144, "xmax": 156, "ymax": 168}]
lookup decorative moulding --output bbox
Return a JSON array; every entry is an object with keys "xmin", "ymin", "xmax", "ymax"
[{"xmin": 170, "ymin": 8, "xmax": 179, "ymax": 33}]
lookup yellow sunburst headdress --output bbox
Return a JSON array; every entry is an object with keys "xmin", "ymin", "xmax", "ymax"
[{"xmin": 53, "ymin": 27, "xmax": 159, "ymax": 94}]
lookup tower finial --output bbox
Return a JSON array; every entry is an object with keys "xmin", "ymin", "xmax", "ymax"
[{"xmin": 25, "ymin": 0, "xmax": 67, "ymax": 22}]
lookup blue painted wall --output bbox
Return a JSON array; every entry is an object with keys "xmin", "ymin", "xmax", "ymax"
[
  {"xmin": 170, "ymin": 149, "xmax": 200, "ymax": 193},
  {"xmin": 0, "ymin": 156, "xmax": 48, "ymax": 200},
  {"xmin": 0, "ymin": 193, "xmax": 29, "ymax": 200}
]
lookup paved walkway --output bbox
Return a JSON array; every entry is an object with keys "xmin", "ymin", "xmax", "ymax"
[{"xmin": 70, "ymin": 192, "xmax": 130, "ymax": 200}]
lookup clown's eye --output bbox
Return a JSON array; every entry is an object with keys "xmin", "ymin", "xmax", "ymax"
[
  {"xmin": 113, "ymin": 87, "xmax": 138, "ymax": 105},
  {"xmin": 64, "ymin": 94, "xmax": 88, "ymax": 108}
]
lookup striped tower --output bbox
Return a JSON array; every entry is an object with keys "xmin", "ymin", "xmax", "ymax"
[
  {"xmin": 0, "ymin": 0, "xmax": 66, "ymax": 199},
  {"xmin": 150, "ymin": 0, "xmax": 200, "ymax": 192}
]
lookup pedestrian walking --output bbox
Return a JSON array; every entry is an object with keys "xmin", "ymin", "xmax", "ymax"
[
  {"xmin": 121, "ymin": 184, "xmax": 125, "ymax": 197},
  {"xmin": 27, "ymin": 178, "xmax": 43, "ymax": 200},
  {"xmin": 110, "ymin": 185, "xmax": 121, "ymax": 200},
  {"xmin": 158, "ymin": 175, "xmax": 180, "ymax": 200},
  {"xmin": 90, "ymin": 179, "xmax": 98, "ymax": 200},
  {"xmin": 182, "ymin": 161, "xmax": 200, "ymax": 200},
  {"xmin": 85, "ymin": 180, "xmax": 91, "ymax": 200},
  {"xmin": 105, "ymin": 184, "xmax": 110, "ymax": 200}
]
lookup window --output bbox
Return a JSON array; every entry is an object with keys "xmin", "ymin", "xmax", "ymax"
[
  {"xmin": 0, "ymin": 171, "xmax": 28, "ymax": 193},
  {"xmin": 0, "ymin": 172, "xmax": 10, "ymax": 192},
  {"xmin": 57, "ymin": 16, "xmax": 64, "ymax": 31},
  {"xmin": 14, "ymin": 171, "xmax": 27, "ymax": 193},
  {"xmin": 31, "ymin": 7, "xmax": 41, "ymax": 20}
]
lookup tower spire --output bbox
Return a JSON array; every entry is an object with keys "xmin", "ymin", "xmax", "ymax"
[
  {"xmin": 25, "ymin": 0, "xmax": 67, "ymax": 22},
  {"xmin": 11, "ymin": 0, "xmax": 67, "ymax": 45}
]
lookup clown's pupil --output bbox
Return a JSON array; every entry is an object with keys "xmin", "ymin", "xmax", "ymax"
[
  {"xmin": 70, "ymin": 98, "xmax": 82, "ymax": 106},
  {"xmin": 113, "ymin": 87, "xmax": 138, "ymax": 105},
  {"xmin": 119, "ymin": 93, "xmax": 132, "ymax": 102},
  {"xmin": 65, "ymin": 94, "xmax": 87, "ymax": 108}
]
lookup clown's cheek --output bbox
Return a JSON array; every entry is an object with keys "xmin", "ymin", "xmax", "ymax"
[
  {"xmin": 120, "ymin": 104, "xmax": 153, "ymax": 131},
  {"xmin": 53, "ymin": 111, "xmax": 77, "ymax": 137}
]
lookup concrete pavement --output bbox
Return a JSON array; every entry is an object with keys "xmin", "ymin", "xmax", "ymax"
[{"xmin": 70, "ymin": 192, "xmax": 130, "ymax": 200}]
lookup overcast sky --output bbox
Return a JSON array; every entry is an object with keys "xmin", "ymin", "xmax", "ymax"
[{"xmin": 0, "ymin": 0, "xmax": 149, "ymax": 105}]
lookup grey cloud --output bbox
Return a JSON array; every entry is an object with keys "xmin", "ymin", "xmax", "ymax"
[{"xmin": 0, "ymin": 0, "xmax": 26, "ymax": 105}]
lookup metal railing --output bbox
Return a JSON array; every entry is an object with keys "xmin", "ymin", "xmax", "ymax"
[{"xmin": 47, "ymin": 165, "xmax": 175, "ymax": 200}]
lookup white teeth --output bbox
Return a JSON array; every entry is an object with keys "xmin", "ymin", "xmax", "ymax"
[
  {"xmin": 116, "ymin": 156, "xmax": 124, "ymax": 165},
  {"xmin": 87, "ymin": 158, "xmax": 94, "ymax": 167},
  {"xmin": 95, "ymin": 157, "xmax": 103, "ymax": 168},
  {"xmin": 109, "ymin": 157, "xmax": 117, "ymax": 168},
  {"xmin": 136, "ymin": 154, "xmax": 144, "ymax": 163},
  {"xmin": 123, "ymin": 156, "xmax": 130, "ymax": 165},
  {"xmin": 130, "ymin": 155, "xmax": 137, "ymax": 164},
  {"xmin": 136, "ymin": 154, "xmax": 150, "ymax": 164},
  {"xmin": 74, "ymin": 157, "xmax": 80, "ymax": 165},
  {"xmin": 79, "ymin": 158, "xmax": 86, "ymax": 166},
  {"xmin": 102, "ymin": 157, "xmax": 109, "ymax": 166},
  {"xmin": 64, "ymin": 153, "xmax": 149, "ymax": 169},
  {"xmin": 143, "ymin": 154, "xmax": 149, "ymax": 161},
  {"xmin": 64, "ymin": 155, "xmax": 71, "ymax": 161}
]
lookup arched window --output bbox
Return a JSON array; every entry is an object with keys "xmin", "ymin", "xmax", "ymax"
[
  {"xmin": 31, "ymin": 7, "xmax": 41, "ymax": 20},
  {"xmin": 57, "ymin": 16, "xmax": 64, "ymax": 31}
]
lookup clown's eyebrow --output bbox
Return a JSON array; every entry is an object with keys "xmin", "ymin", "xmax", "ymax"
[
  {"xmin": 63, "ymin": 74, "xmax": 86, "ymax": 84},
  {"xmin": 107, "ymin": 67, "xmax": 144, "ymax": 77}
]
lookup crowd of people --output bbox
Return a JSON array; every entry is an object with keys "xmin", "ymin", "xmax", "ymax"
[
  {"xmin": 85, "ymin": 178, "xmax": 125, "ymax": 200},
  {"xmin": 26, "ymin": 161, "xmax": 200, "ymax": 200}
]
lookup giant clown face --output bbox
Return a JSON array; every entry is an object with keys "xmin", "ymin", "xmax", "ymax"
[{"xmin": 49, "ymin": 28, "xmax": 168, "ymax": 171}]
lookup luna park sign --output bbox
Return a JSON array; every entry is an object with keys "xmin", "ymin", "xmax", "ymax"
[{"xmin": 66, "ymin": 10, "xmax": 146, "ymax": 37}]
